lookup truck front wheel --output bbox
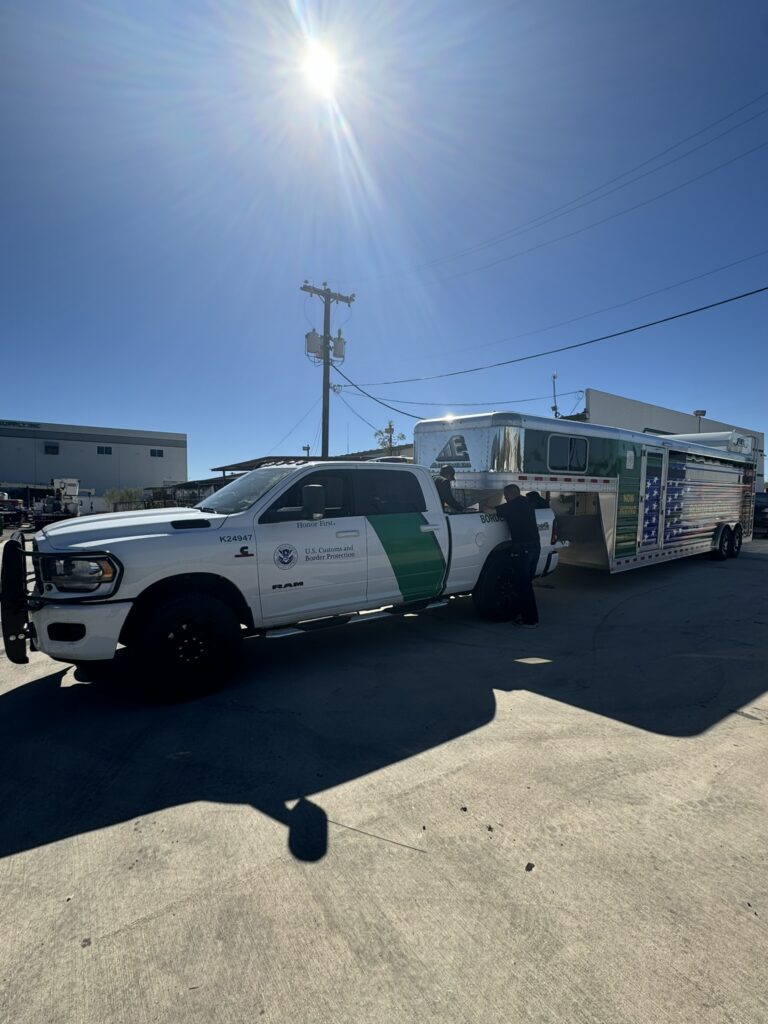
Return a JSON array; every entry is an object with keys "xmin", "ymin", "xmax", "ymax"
[
  {"xmin": 472, "ymin": 555, "xmax": 520, "ymax": 622},
  {"xmin": 136, "ymin": 593, "xmax": 242, "ymax": 697}
]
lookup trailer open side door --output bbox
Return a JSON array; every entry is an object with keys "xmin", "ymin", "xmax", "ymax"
[{"xmin": 637, "ymin": 446, "xmax": 667, "ymax": 553}]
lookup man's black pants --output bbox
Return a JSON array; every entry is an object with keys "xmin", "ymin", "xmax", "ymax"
[{"xmin": 512, "ymin": 545, "xmax": 540, "ymax": 625}]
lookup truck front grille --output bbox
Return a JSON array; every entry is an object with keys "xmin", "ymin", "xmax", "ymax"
[{"xmin": 31, "ymin": 539, "xmax": 43, "ymax": 591}]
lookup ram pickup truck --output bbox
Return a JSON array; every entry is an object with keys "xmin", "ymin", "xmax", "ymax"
[{"xmin": 1, "ymin": 462, "xmax": 560, "ymax": 692}]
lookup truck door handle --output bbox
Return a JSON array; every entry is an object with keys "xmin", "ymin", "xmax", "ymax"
[
  {"xmin": 336, "ymin": 530, "xmax": 359, "ymax": 538},
  {"xmin": 420, "ymin": 524, "xmax": 440, "ymax": 533}
]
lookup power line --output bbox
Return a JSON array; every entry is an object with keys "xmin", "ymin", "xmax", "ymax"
[
  {"xmin": 310, "ymin": 413, "xmax": 322, "ymax": 455},
  {"xmin": 430, "ymin": 87, "xmax": 768, "ymax": 266},
  {"xmin": 358, "ymin": 284, "xmax": 768, "ymax": 386},
  {"xmin": 403, "ymin": 247, "xmax": 768, "ymax": 363},
  {"xmin": 267, "ymin": 398, "xmax": 321, "ymax": 454},
  {"xmin": 438, "ymin": 138, "xmax": 768, "ymax": 283},
  {"xmin": 334, "ymin": 389, "xmax": 379, "ymax": 431},
  {"xmin": 342, "ymin": 86, "xmax": 768, "ymax": 288},
  {"xmin": 341, "ymin": 389, "xmax": 584, "ymax": 407},
  {"xmin": 567, "ymin": 393, "xmax": 584, "ymax": 417},
  {"xmin": 332, "ymin": 365, "xmax": 425, "ymax": 419},
  {"xmin": 424, "ymin": 104, "xmax": 768, "ymax": 269}
]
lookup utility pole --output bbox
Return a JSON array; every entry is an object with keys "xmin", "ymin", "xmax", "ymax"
[{"xmin": 300, "ymin": 281, "xmax": 355, "ymax": 457}]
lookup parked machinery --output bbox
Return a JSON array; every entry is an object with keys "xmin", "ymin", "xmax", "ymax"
[{"xmin": 30, "ymin": 478, "xmax": 81, "ymax": 531}]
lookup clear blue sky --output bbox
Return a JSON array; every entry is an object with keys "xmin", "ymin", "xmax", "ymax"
[{"xmin": 2, "ymin": 0, "xmax": 766, "ymax": 479}]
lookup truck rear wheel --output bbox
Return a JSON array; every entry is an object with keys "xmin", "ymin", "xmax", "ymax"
[
  {"xmin": 472, "ymin": 554, "xmax": 520, "ymax": 622},
  {"xmin": 135, "ymin": 594, "xmax": 242, "ymax": 698}
]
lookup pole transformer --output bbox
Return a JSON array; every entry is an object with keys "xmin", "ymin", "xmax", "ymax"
[{"xmin": 300, "ymin": 281, "xmax": 355, "ymax": 457}]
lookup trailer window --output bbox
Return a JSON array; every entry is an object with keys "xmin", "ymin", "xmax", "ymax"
[
  {"xmin": 354, "ymin": 470, "xmax": 427, "ymax": 515},
  {"xmin": 548, "ymin": 435, "xmax": 588, "ymax": 472}
]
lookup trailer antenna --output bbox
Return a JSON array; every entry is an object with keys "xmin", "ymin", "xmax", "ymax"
[{"xmin": 551, "ymin": 372, "xmax": 560, "ymax": 418}]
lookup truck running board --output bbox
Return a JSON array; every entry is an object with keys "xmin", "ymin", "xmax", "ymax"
[{"xmin": 263, "ymin": 599, "xmax": 450, "ymax": 639}]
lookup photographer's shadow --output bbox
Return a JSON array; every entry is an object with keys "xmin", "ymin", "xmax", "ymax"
[{"xmin": 0, "ymin": 624, "xmax": 510, "ymax": 862}]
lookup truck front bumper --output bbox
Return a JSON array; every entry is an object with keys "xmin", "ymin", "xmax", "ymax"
[
  {"xmin": 2, "ymin": 531, "xmax": 131, "ymax": 664},
  {"xmin": 30, "ymin": 601, "xmax": 132, "ymax": 662}
]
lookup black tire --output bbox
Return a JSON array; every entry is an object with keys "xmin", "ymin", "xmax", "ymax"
[
  {"xmin": 728, "ymin": 524, "xmax": 743, "ymax": 558},
  {"xmin": 711, "ymin": 526, "xmax": 731, "ymax": 561},
  {"xmin": 472, "ymin": 553, "xmax": 520, "ymax": 622},
  {"xmin": 134, "ymin": 593, "xmax": 242, "ymax": 698}
]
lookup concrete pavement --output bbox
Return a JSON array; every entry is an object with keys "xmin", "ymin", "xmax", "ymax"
[{"xmin": 1, "ymin": 537, "xmax": 766, "ymax": 1023}]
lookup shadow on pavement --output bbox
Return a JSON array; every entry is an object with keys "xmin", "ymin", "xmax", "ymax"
[
  {"xmin": 519, "ymin": 551, "xmax": 768, "ymax": 738},
  {"xmin": 0, "ymin": 546, "xmax": 765, "ymax": 862},
  {"xmin": 0, "ymin": 625, "xmax": 509, "ymax": 862}
]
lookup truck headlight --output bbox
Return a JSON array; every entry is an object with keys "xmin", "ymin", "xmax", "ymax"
[{"xmin": 39, "ymin": 555, "xmax": 119, "ymax": 594}]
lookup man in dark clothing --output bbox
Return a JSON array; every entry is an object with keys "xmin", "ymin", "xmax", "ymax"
[
  {"xmin": 526, "ymin": 490, "xmax": 549, "ymax": 509},
  {"xmin": 495, "ymin": 484, "xmax": 540, "ymax": 627},
  {"xmin": 434, "ymin": 466, "xmax": 464, "ymax": 513}
]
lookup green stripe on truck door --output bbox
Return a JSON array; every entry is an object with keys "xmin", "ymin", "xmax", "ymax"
[{"xmin": 366, "ymin": 513, "xmax": 446, "ymax": 603}]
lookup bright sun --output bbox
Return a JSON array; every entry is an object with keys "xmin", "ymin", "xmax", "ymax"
[{"xmin": 302, "ymin": 42, "xmax": 338, "ymax": 99}]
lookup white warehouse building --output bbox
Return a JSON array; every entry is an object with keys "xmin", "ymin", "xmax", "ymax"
[{"xmin": 0, "ymin": 418, "xmax": 188, "ymax": 496}]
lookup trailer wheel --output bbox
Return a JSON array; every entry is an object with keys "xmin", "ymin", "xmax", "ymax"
[
  {"xmin": 472, "ymin": 554, "xmax": 520, "ymax": 622},
  {"xmin": 711, "ymin": 525, "xmax": 732, "ymax": 561},
  {"xmin": 136, "ymin": 594, "xmax": 242, "ymax": 698},
  {"xmin": 728, "ymin": 525, "xmax": 743, "ymax": 558}
]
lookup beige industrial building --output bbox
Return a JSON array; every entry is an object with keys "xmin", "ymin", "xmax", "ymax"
[
  {"xmin": 0, "ymin": 418, "xmax": 188, "ymax": 497},
  {"xmin": 569, "ymin": 390, "xmax": 764, "ymax": 485}
]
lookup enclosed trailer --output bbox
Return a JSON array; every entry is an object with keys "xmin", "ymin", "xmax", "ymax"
[{"xmin": 414, "ymin": 412, "xmax": 756, "ymax": 572}]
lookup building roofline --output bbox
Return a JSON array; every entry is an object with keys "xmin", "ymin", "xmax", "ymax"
[
  {"xmin": 211, "ymin": 443, "xmax": 413, "ymax": 473},
  {"xmin": 0, "ymin": 423, "xmax": 186, "ymax": 449}
]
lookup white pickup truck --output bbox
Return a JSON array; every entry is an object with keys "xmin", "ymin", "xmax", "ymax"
[{"xmin": 1, "ymin": 462, "xmax": 560, "ymax": 692}]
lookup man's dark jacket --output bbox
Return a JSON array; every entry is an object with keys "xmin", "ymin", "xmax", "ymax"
[
  {"xmin": 495, "ymin": 497, "xmax": 540, "ymax": 548},
  {"xmin": 435, "ymin": 475, "xmax": 463, "ymax": 512}
]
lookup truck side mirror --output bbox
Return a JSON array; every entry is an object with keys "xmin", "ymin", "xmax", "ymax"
[{"xmin": 302, "ymin": 484, "xmax": 325, "ymax": 520}]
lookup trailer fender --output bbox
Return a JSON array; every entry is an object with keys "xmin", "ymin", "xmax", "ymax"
[
  {"xmin": 711, "ymin": 523, "xmax": 732, "ymax": 561},
  {"xmin": 729, "ymin": 524, "xmax": 743, "ymax": 558}
]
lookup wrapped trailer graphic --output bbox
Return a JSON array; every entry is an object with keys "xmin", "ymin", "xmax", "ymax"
[{"xmin": 414, "ymin": 413, "xmax": 756, "ymax": 573}]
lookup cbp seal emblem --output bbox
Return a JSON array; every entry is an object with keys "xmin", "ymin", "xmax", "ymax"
[{"xmin": 274, "ymin": 544, "xmax": 299, "ymax": 570}]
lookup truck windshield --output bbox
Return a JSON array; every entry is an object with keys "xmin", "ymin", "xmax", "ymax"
[{"xmin": 195, "ymin": 467, "xmax": 296, "ymax": 515}]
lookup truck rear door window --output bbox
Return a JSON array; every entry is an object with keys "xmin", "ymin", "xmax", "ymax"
[
  {"xmin": 354, "ymin": 470, "xmax": 427, "ymax": 515},
  {"xmin": 548, "ymin": 435, "xmax": 588, "ymax": 473}
]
